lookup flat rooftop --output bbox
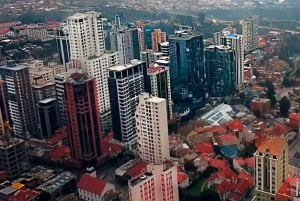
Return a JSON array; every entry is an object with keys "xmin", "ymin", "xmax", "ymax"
[
  {"xmin": 0, "ymin": 63, "xmax": 28, "ymax": 71},
  {"xmin": 147, "ymin": 96, "xmax": 165, "ymax": 103},
  {"xmin": 0, "ymin": 138, "xmax": 23, "ymax": 149},
  {"xmin": 39, "ymin": 97, "xmax": 56, "ymax": 104},
  {"xmin": 109, "ymin": 60, "xmax": 144, "ymax": 72},
  {"xmin": 129, "ymin": 172, "xmax": 153, "ymax": 187}
]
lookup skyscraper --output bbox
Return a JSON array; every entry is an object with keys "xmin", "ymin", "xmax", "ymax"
[
  {"xmin": 205, "ymin": 45, "xmax": 236, "ymax": 97},
  {"xmin": 147, "ymin": 65, "xmax": 172, "ymax": 119},
  {"xmin": 214, "ymin": 30, "xmax": 244, "ymax": 87},
  {"xmin": 56, "ymin": 23, "xmax": 70, "ymax": 66},
  {"xmin": 64, "ymin": 72, "xmax": 102, "ymax": 167},
  {"xmin": 110, "ymin": 28, "xmax": 140, "ymax": 64},
  {"xmin": 67, "ymin": 12, "xmax": 120, "ymax": 132},
  {"xmin": 0, "ymin": 61, "xmax": 38, "ymax": 139},
  {"xmin": 241, "ymin": 17, "xmax": 258, "ymax": 51},
  {"xmin": 151, "ymin": 29, "xmax": 167, "ymax": 52},
  {"xmin": 55, "ymin": 73, "xmax": 67, "ymax": 126},
  {"xmin": 108, "ymin": 60, "xmax": 146, "ymax": 150},
  {"xmin": 136, "ymin": 93, "xmax": 170, "ymax": 164},
  {"xmin": 144, "ymin": 25, "xmax": 154, "ymax": 50},
  {"xmin": 254, "ymin": 138, "xmax": 288, "ymax": 200},
  {"xmin": 169, "ymin": 30, "xmax": 205, "ymax": 108}
]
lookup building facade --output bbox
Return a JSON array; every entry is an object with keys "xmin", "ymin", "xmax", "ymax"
[
  {"xmin": 241, "ymin": 17, "xmax": 258, "ymax": 51},
  {"xmin": 0, "ymin": 61, "xmax": 38, "ymax": 139},
  {"xmin": 169, "ymin": 30, "xmax": 206, "ymax": 108},
  {"xmin": 254, "ymin": 138, "xmax": 289, "ymax": 201},
  {"xmin": 151, "ymin": 29, "xmax": 167, "ymax": 52},
  {"xmin": 64, "ymin": 73, "xmax": 102, "ymax": 166},
  {"xmin": 205, "ymin": 45, "xmax": 236, "ymax": 97},
  {"xmin": 250, "ymin": 98, "xmax": 271, "ymax": 115},
  {"xmin": 108, "ymin": 60, "xmax": 146, "ymax": 150},
  {"xmin": 54, "ymin": 73, "xmax": 67, "ymax": 126},
  {"xmin": 56, "ymin": 24, "xmax": 70, "ymax": 66},
  {"xmin": 147, "ymin": 65, "xmax": 172, "ymax": 119},
  {"xmin": 129, "ymin": 163, "xmax": 179, "ymax": 201},
  {"xmin": 215, "ymin": 31, "xmax": 245, "ymax": 87},
  {"xmin": 136, "ymin": 93, "xmax": 170, "ymax": 164}
]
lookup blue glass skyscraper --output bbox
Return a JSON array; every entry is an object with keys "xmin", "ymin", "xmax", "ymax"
[
  {"xmin": 144, "ymin": 25, "xmax": 154, "ymax": 49},
  {"xmin": 169, "ymin": 30, "xmax": 206, "ymax": 108}
]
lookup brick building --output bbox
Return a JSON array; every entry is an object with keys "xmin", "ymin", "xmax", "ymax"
[{"xmin": 250, "ymin": 98, "xmax": 270, "ymax": 115}]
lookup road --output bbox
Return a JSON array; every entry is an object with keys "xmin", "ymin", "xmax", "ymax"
[{"xmin": 258, "ymin": 26, "xmax": 300, "ymax": 34}]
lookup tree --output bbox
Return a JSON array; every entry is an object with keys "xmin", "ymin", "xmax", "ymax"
[
  {"xmin": 279, "ymin": 96, "xmax": 291, "ymax": 116},
  {"xmin": 265, "ymin": 80, "xmax": 275, "ymax": 99},
  {"xmin": 253, "ymin": 110, "xmax": 261, "ymax": 118},
  {"xmin": 198, "ymin": 189, "xmax": 220, "ymax": 201},
  {"xmin": 238, "ymin": 92, "xmax": 245, "ymax": 98},
  {"xmin": 253, "ymin": 69, "xmax": 260, "ymax": 78},
  {"xmin": 283, "ymin": 76, "xmax": 291, "ymax": 87},
  {"xmin": 270, "ymin": 96, "xmax": 277, "ymax": 108},
  {"xmin": 184, "ymin": 161, "xmax": 197, "ymax": 172}
]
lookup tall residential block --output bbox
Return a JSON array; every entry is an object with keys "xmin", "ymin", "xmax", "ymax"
[
  {"xmin": 129, "ymin": 162, "xmax": 179, "ymax": 201},
  {"xmin": 55, "ymin": 73, "xmax": 67, "ymax": 126},
  {"xmin": 205, "ymin": 45, "xmax": 236, "ymax": 97},
  {"xmin": 254, "ymin": 138, "xmax": 288, "ymax": 200},
  {"xmin": 0, "ymin": 80, "xmax": 9, "ymax": 122},
  {"xmin": 151, "ymin": 29, "xmax": 167, "ymax": 52},
  {"xmin": 147, "ymin": 65, "xmax": 172, "ymax": 119},
  {"xmin": 108, "ymin": 60, "xmax": 146, "ymax": 150},
  {"xmin": 138, "ymin": 21, "xmax": 151, "ymax": 51},
  {"xmin": 64, "ymin": 72, "xmax": 102, "ymax": 167},
  {"xmin": 169, "ymin": 30, "xmax": 205, "ymax": 107},
  {"xmin": 136, "ymin": 93, "xmax": 170, "ymax": 164},
  {"xmin": 242, "ymin": 17, "xmax": 258, "ymax": 51},
  {"xmin": 0, "ymin": 61, "xmax": 38, "ymax": 139},
  {"xmin": 56, "ymin": 23, "xmax": 70, "ymax": 66},
  {"xmin": 159, "ymin": 41, "xmax": 169, "ymax": 56},
  {"xmin": 110, "ymin": 28, "xmax": 140, "ymax": 64},
  {"xmin": 67, "ymin": 12, "xmax": 120, "ymax": 132},
  {"xmin": 214, "ymin": 30, "xmax": 244, "ymax": 87}
]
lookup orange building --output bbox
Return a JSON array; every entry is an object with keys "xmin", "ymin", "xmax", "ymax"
[
  {"xmin": 151, "ymin": 29, "xmax": 166, "ymax": 52},
  {"xmin": 138, "ymin": 21, "xmax": 151, "ymax": 51},
  {"xmin": 289, "ymin": 113, "xmax": 300, "ymax": 131},
  {"xmin": 250, "ymin": 98, "xmax": 271, "ymax": 115}
]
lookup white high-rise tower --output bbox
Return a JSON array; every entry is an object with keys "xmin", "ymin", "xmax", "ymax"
[
  {"xmin": 135, "ymin": 93, "xmax": 170, "ymax": 164},
  {"xmin": 67, "ymin": 12, "xmax": 119, "ymax": 131}
]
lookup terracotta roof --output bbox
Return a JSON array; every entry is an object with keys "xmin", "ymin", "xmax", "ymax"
[
  {"xmin": 289, "ymin": 113, "xmax": 300, "ymax": 122},
  {"xmin": 102, "ymin": 140, "xmax": 126, "ymax": 155},
  {"xmin": 177, "ymin": 172, "xmax": 189, "ymax": 183},
  {"xmin": 228, "ymin": 192, "xmax": 243, "ymax": 201},
  {"xmin": 217, "ymin": 179, "xmax": 230, "ymax": 195},
  {"xmin": 209, "ymin": 159, "xmax": 227, "ymax": 170},
  {"xmin": 236, "ymin": 179, "xmax": 251, "ymax": 195},
  {"xmin": 224, "ymin": 120, "xmax": 245, "ymax": 131},
  {"xmin": 238, "ymin": 169, "xmax": 254, "ymax": 186},
  {"xmin": 0, "ymin": 28, "xmax": 10, "ymax": 35},
  {"xmin": 195, "ymin": 142, "xmax": 214, "ymax": 154},
  {"xmin": 77, "ymin": 174, "xmax": 107, "ymax": 195},
  {"xmin": 252, "ymin": 85, "xmax": 265, "ymax": 91},
  {"xmin": 47, "ymin": 133, "xmax": 68, "ymax": 144},
  {"xmin": 126, "ymin": 161, "xmax": 148, "ymax": 177},
  {"xmin": 277, "ymin": 176, "xmax": 293, "ymax": 199},
  {"xmin": 219, "ymin": 133, "xmax": 239, "ymax": 142},
  {"xmin": 50, "ymin": 146, "xmax": 70, "ymax": 158},
  {"xmin": 257, "ymin": 138, "xmax": 287, "ymax": 156},
  {"xmin": 217, "ymin": 166, "xmax": 238, "ymax": 181},
  {"xmin": 271, "ymin": 123, "xmax": 289, "ymax": 136},
  {"xmin": 234, "ymin": 157, "xmax": 245, "ymax": 166},
  {"xmin": 206, "ymin": 126, "xmax": 226, "ymax": 134},
  {"xmin": 244, "ymin": 157, "xmax": 254, "ymax": 168},
  {"xmin": 8, "ymin": 189, "xmax": 41, "ymax": 201},
  {"xmin": 0, "ymin": 21, "xmax": 18, "ymax": 28}
]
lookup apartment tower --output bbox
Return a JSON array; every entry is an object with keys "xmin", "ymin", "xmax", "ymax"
[
  {"xmin": 254, "ymin": 138, "xmax": 289, "ymax": 200},
  {"xmin": 64, "ymin": 72, "xmax": 102, "ymax": 167},
  {"xmin": 241, "ymin": 17, "xmax": 258, "ymax": 51},
  {"xmin": 108, "ymin": 60, "xmax": 146, "ymax": 150},
  {"xmin": 151, "ymin": 29, "xmax": 167, "ymax": 52},
  {"xmin": 136, "ymin": 93, "xmax": 170, "ymax": 164},
  {"xmin": 0, "ymin": 61, "xmax": 38, "ymax": 139},
  {"xmin": 67, "ymin": 11, "xmax": 119, "ymax": 132}
]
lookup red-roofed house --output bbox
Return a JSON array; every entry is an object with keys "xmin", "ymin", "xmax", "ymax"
[
  {"xmin": 78, "ymin": 174, "xmax": 115, "ymax": 201},
  {"xmin": 209, "ymin": 158, "xmax": 228, "ymax": 170},
  {"xmin": 195, "ymin": 142, "xmax": 214, "ymax": 154},
  {"xmin": 223, "ymin": 120, "xmax": 245, "ymax": 141},
  {"xmin": 0, "ymin": 21, "xmax": 18, "ymax": 28},
  {"xmin": 8, "ymin": 189, "xmax": 41, "ymax": 201},
  {"xmin": 244, "ymin": 157, "xmax": 255, "ymax": 176},
  {"xmin": 102, "ymin": 139, "xmax": 126, "ymax": 157},
  {"xmin": 228, "ymin": 192, "xmax": 243, "ymax": 201},
  {"xmin": 289, "ymin": 113, "xmax": 300, "ymax": 131},
  {"xmin": 233, "ymin": 157, "xmax": 245, "ymax": 173},
  {"xmin": 218, "ymin": 133, "xmax": 240, "ymax": 146},
  {"xmin": 238, "ymin": 169, "xmax": 254, "ymax": 187},
  {"xmin": 0, "ymin": 28, "xmax": 14, "ymax": 38},
  {"xmin": 50, "ymin": 146, "xmax": 70, "ymax": 161},
  {"xmin": 206, "ymin": 126, "xmax": 227, "ymax": 136},
  {"xmin": 126, "ymin": 161, "xmax": 148, "ymax": 179},
  {"xmin": 177, "ymin": 172, "xmax": 189, "ymax": 188}
]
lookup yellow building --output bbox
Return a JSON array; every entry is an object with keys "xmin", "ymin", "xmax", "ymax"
[{"xmin": 254, "ymin": 138, "xmax": 289, "ymax": 201}]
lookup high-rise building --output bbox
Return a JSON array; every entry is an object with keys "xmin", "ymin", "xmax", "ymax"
[
  {"xmin": 55, "ymin": 73, "xmax": 67, "ymax": 126},
  {"xmin": 110, "ymin": 28, "xmax": 140, "ymax": 64},
  {"xmin": 64, "ymin": 72, "xmax": 102, "ymax": 166},
  {"xmin": 67, "ymin": 12, "xmax": 120, "ymax": 132},
  {"xmin": 0, "ymin": 61, "xmax": 38, "ymax": 139},
  {"xmin": 0, "ymin": 137, "xmax": 28, "ymax": 180},
  {"xmin": 37, "ymin": 98, "xmax": 60, "ymax": 139},
  {"xmin": 56, "ymin": 23, "xmax": 70, "ymax": 66},
  {"xmin": 144, "ymin": 25, "xmax": 154, "ymax": 50},
  {"xmin": 114, "ymin": 13, "xmax": 125, "ymax": 29},
  {"xmin": 129, "ymin": 162, "xmax": 179, "ymax": 201},
  {"xmin": 136, "ymin": 93, "xmax": 170, "ymax": 164},
  {"xmin": 158, "ymin": 42, "xmax": 169, "ymax": 56},
  {"xmin": 254, "ymin": 138, "xmax": 289, "ymax": 200},
  {"xmin": 151, "ymin": 29, "xmax": 167, "ymax": 52},
  {"xmin": 169, "ymin": 30, "xmax": 205, "ymax": 108},
  {"xmin": 147, "ymin": 65, "xmax": 172, "ymax": 119},
  {"xmin": 0, "ymin": 80, "xmax": 9, "ymax": 122},
  {"xmin": 108, "ymin": 60, "xmax": 146, "ymax": 150},
  {"xmin": 138, "ymin": 21, "xmax": 151, "ymax": 51},
  {"xmin": 241, "ymin": 17, "xmax": 258, "ymax": 51},
  {"xmin": 214, "ymin": 30, "xmax": 245, "ymax": 87},
  {"xmin": 205, "ymin": 45, "xmax": 236, "ymax": 97},
  {"xmin": 140, "ymin": 50, "xmax": 163, "ymax": 68}
]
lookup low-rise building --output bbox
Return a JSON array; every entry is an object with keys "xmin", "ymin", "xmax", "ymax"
[
  {"xmin": 289, "ymin": 113, "xmax": 300, "ymax": 132},
  {"xmin": 250, "ymin": 98, "xmax": 271, "ymax": 115}
]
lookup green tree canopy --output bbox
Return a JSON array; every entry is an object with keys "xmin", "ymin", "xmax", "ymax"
[
  {"xmin": 279, "ymin": 96, "xmax": 291, "ymax": 116},
  {"xmin": 198, "ymin": 189, "xmax": 220, "ymax": 201}
]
